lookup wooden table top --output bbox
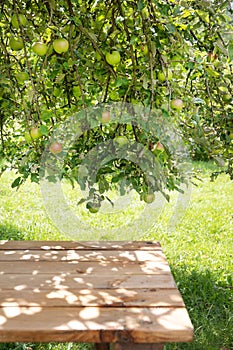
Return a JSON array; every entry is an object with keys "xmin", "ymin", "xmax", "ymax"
[{"xmin": 0, "ymin": 240, "xmax": 193, "ymax": 344}]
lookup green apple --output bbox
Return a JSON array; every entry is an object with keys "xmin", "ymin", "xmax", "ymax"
[
  {"xmin": 143, "ymin": 192, "xmax": 155, "ymax": 204},
  {"xmin": 32, "ymin": 42, "xmax": 48, "ymax": 56},
  {"xmin": 86, "ymin": 202, "xmax": 100, "ymax": 213},
  {"xmin": 11, "ymin": 14, "xmax": 27, "ymax": 29},
  {"xmin": 53, "ymin": 38, "xmax": 69, "ymax": 54},
  {"xmin": 25, "ymin": 128, "xmax": 42, "ymax": 142},
  {"xmin": 9, "ymin": 37, "xmax": 23, "ymax": 51},
  {"xmin": 114, "ymin": 136, "xmax": 128, "ymax": 147},
  {"xmin": 30, "ymin": 127, "xmax": 42, "ymax": 139},
  {"xmin": 142, "ymin": 44, "xmax": 148, "ymax": 55},
  {"xmin": 101, "ymin": 110, "xmax": 111, "ymax": 123},
  {"xmin": 15, "ymin": 72, "xmax": 29, "ymax": 83},
  {"xmin": 170, "ymin": 55, "xmax": 180, "ymax": 66},
  {"xmin": 222, "ymin": 93, "xmax": 232, "ymax": 102},
  {"xmin": 49, "ymin": 142, "xmax": 63, "ymax": 154},
  {"xmin": 171, "ymin": 98, "xmax": 184, "ymax": 110},
  {"xmin": 105, "ymin": 51, "xmax": 121, "ymax": 66},
  {"xmin": 157, "ymin": 69, "xmax": 172, "ymax": 82}
]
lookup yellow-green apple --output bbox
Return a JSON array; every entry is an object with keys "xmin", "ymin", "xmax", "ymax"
[
  {"xmin": 30, "ymin": 127, "xmax": 42, "ymax": 139},
  {"xmin": 105, "ymin": 51, "xmax": 121, "ymax": 66},
  {"xmin": 32, "ymin": 42, "xmax": 48, "ymax": 56},
  {"xmin": 9, "ymin": 37, "xmax": 23, "ymax": 50},
  {"xmin": 114, "ymin": 136, "xmax": 128, "ymax": 147},
  {"xmin": 158, "ymin": 69, "xmax": 172, "ymax": 82},
  {"xmin": 53, "ymin": 38, "xmax": 69, "ymax": 54},
  {"xmin": 143, "ymin": 192, "xmax": 155, "ymax": 204}
]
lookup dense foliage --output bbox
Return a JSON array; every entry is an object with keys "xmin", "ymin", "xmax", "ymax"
[{"xmin": 0, "ymin": 0, "xmax": 233, "ymax": 208}]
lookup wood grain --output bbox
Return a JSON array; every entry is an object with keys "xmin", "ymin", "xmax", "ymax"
[
  {"xmin": 0, "ymin": 273, "xmax": 176, "ymax": 290},
  {"xmin": 0, "ymin": 241, "xmax": 161, "ymax": 251},
  {"xmin": 0, "ymin": 288, "xmax": 184, "ymax": 307},
  {"xmin": 0, "ymin": 306, "xmax": 194, "ymax": 343},
  {"xmin": 0, "ymin": 249, "xmax": 166, "ymax": 263},
  {"xmin": 0, "ymin": 260, "xmax": 171, "ymax": 275},
  {"xmin": 0, "ymin": 240, "xmax": 193, "ymax": 345}
]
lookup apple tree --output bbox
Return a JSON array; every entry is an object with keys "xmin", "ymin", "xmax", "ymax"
[{"xmin": 0, "ymin": 0, "xmax": 233, "ymax": 210}]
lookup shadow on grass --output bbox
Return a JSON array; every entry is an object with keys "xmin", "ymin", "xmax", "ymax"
[{"xmin": 166, "ymin": 265, "xmax": 233, "ymax": 350}]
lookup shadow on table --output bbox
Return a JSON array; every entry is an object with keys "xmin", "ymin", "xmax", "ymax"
[{"xmin": 0, "ymin": 239, "xmax": 231, "ymax": 350}]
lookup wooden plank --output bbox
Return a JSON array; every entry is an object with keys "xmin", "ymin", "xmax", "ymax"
[
  {"xmin": 0, "ymin": 241, "xmax": 162, "ymax": 251},
  {"xmin": 113, "ymin": 343, "xmax": 164, "ymax": 350},
  {"xmin": 0, "ymin": 273, "xmax": 176, "ymax": 290},
  {"xmin": 0, "ymin": 306, "xmax": 194, "ymax": 343},
  {"xmin": 0, "ymin": 249, "xmax": 167, "ymax": 263},
  {"xmin": 0, "ymin": 260, "xmax": 171, "ymax": 275},
  {"xmin": 93, "ymin": 344, "xmax": 110, "ymax": 350},
  {"xmin": 0, "ymin": 288, "xmax": 184, "ymax": 307}
]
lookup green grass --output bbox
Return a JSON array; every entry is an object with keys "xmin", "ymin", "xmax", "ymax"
[{"xmin": 0, "ymin": 162, "xmax": 232, "ymax": 349}]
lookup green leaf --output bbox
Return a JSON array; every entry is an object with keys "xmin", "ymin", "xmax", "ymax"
[
  {"xmin": 137, "ymin": 0, "xmax": 144, "ymax": 11},
  {"xmin": 77, "ymin": 198, "xmax": 87, "ymax": 205},
  {"xmin": 30, "ymin": 173, "xmax": 39, "ymax": 183},
  {"xmin": 41, "ymin": 110, "xmax": 53, "ymax": 121},
  {"xmin": 99, "ymin": 177, "xmax": 109, "ymax": 194},
  {"xmin": 115, "ymin": 77, "xmax": 129, "ymax": 88},
  {"xmin": 228, "ymin": 42, "xmax": 233, "ymax": 61},
  {"xmin": 11, "ymin": 177, "xmax": 22, "ymax": 188},
  {"xmin": 206, "ymin": 67, "xmax": 219, "ymax": 78},
  {"xmin": 39, "ymin": 125, "xmax": 49, "ymax": 136}
]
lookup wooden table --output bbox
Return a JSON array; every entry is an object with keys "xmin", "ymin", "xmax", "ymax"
[{"xmin": 0, "ymin": 241, "xmax": 193, "ymax": 349}]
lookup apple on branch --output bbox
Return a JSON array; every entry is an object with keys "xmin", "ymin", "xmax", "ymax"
[
  {"xmin": 9, "ymin": 37, "xmax": 23, "ymax": 51},
  {"xmin": 32, "ymin": 42, "xmax": 48, "ymax": 56},
  {"xmin": 114, "ymin": 136, "xmax": 128, "ymax": 148},
  {"xmin": 142, "ymin": 192, "xmax": 155, "ymax": 204},
  {"xmin": 53, "ymin": 38, "xmax": 69, "ymax": 54},
  {"xmin": 155, "ymin": 141, "xmax": 165, "ymax": 152},
  {"xmin": 101, "ymin": 110, "xmax": 111, "ymax": 123},
  {"xmin": 105, "ymin": 51, "xmax": 121, "ymax": 66},
  {"xmin": 30, "ymin": 127, "xmax": 42, "ymax": 139},
  {"xmin": 25, "ymin": 127, "xmax": 42, "ymax": 142},
  {"xmin": 49, "ymin": 142, "xmax": 63, "ymax": 154},
  {"xmin": 171, "ymin": 98, "xmax": 184, "ymax": 110},
  {"xmin": 86, "ymin": 202, "xmax": 100, "ymax": 214},
  {"xmin": 157, "ymin": 69, "xmax": 172, "ymax": 83},
  {"xmin": 222, "ymin": 93, "xmax": 232, "ymax": 102}
]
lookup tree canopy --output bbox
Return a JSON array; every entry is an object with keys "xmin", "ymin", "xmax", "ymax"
[{"xmin": 0, "ymin": 0, "xmax": 233, "ymax": 210}]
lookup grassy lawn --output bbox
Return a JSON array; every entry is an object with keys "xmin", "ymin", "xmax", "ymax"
[{"xmin": 0, "ymin": 161, "xmax": 232, "ymax": 349}]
